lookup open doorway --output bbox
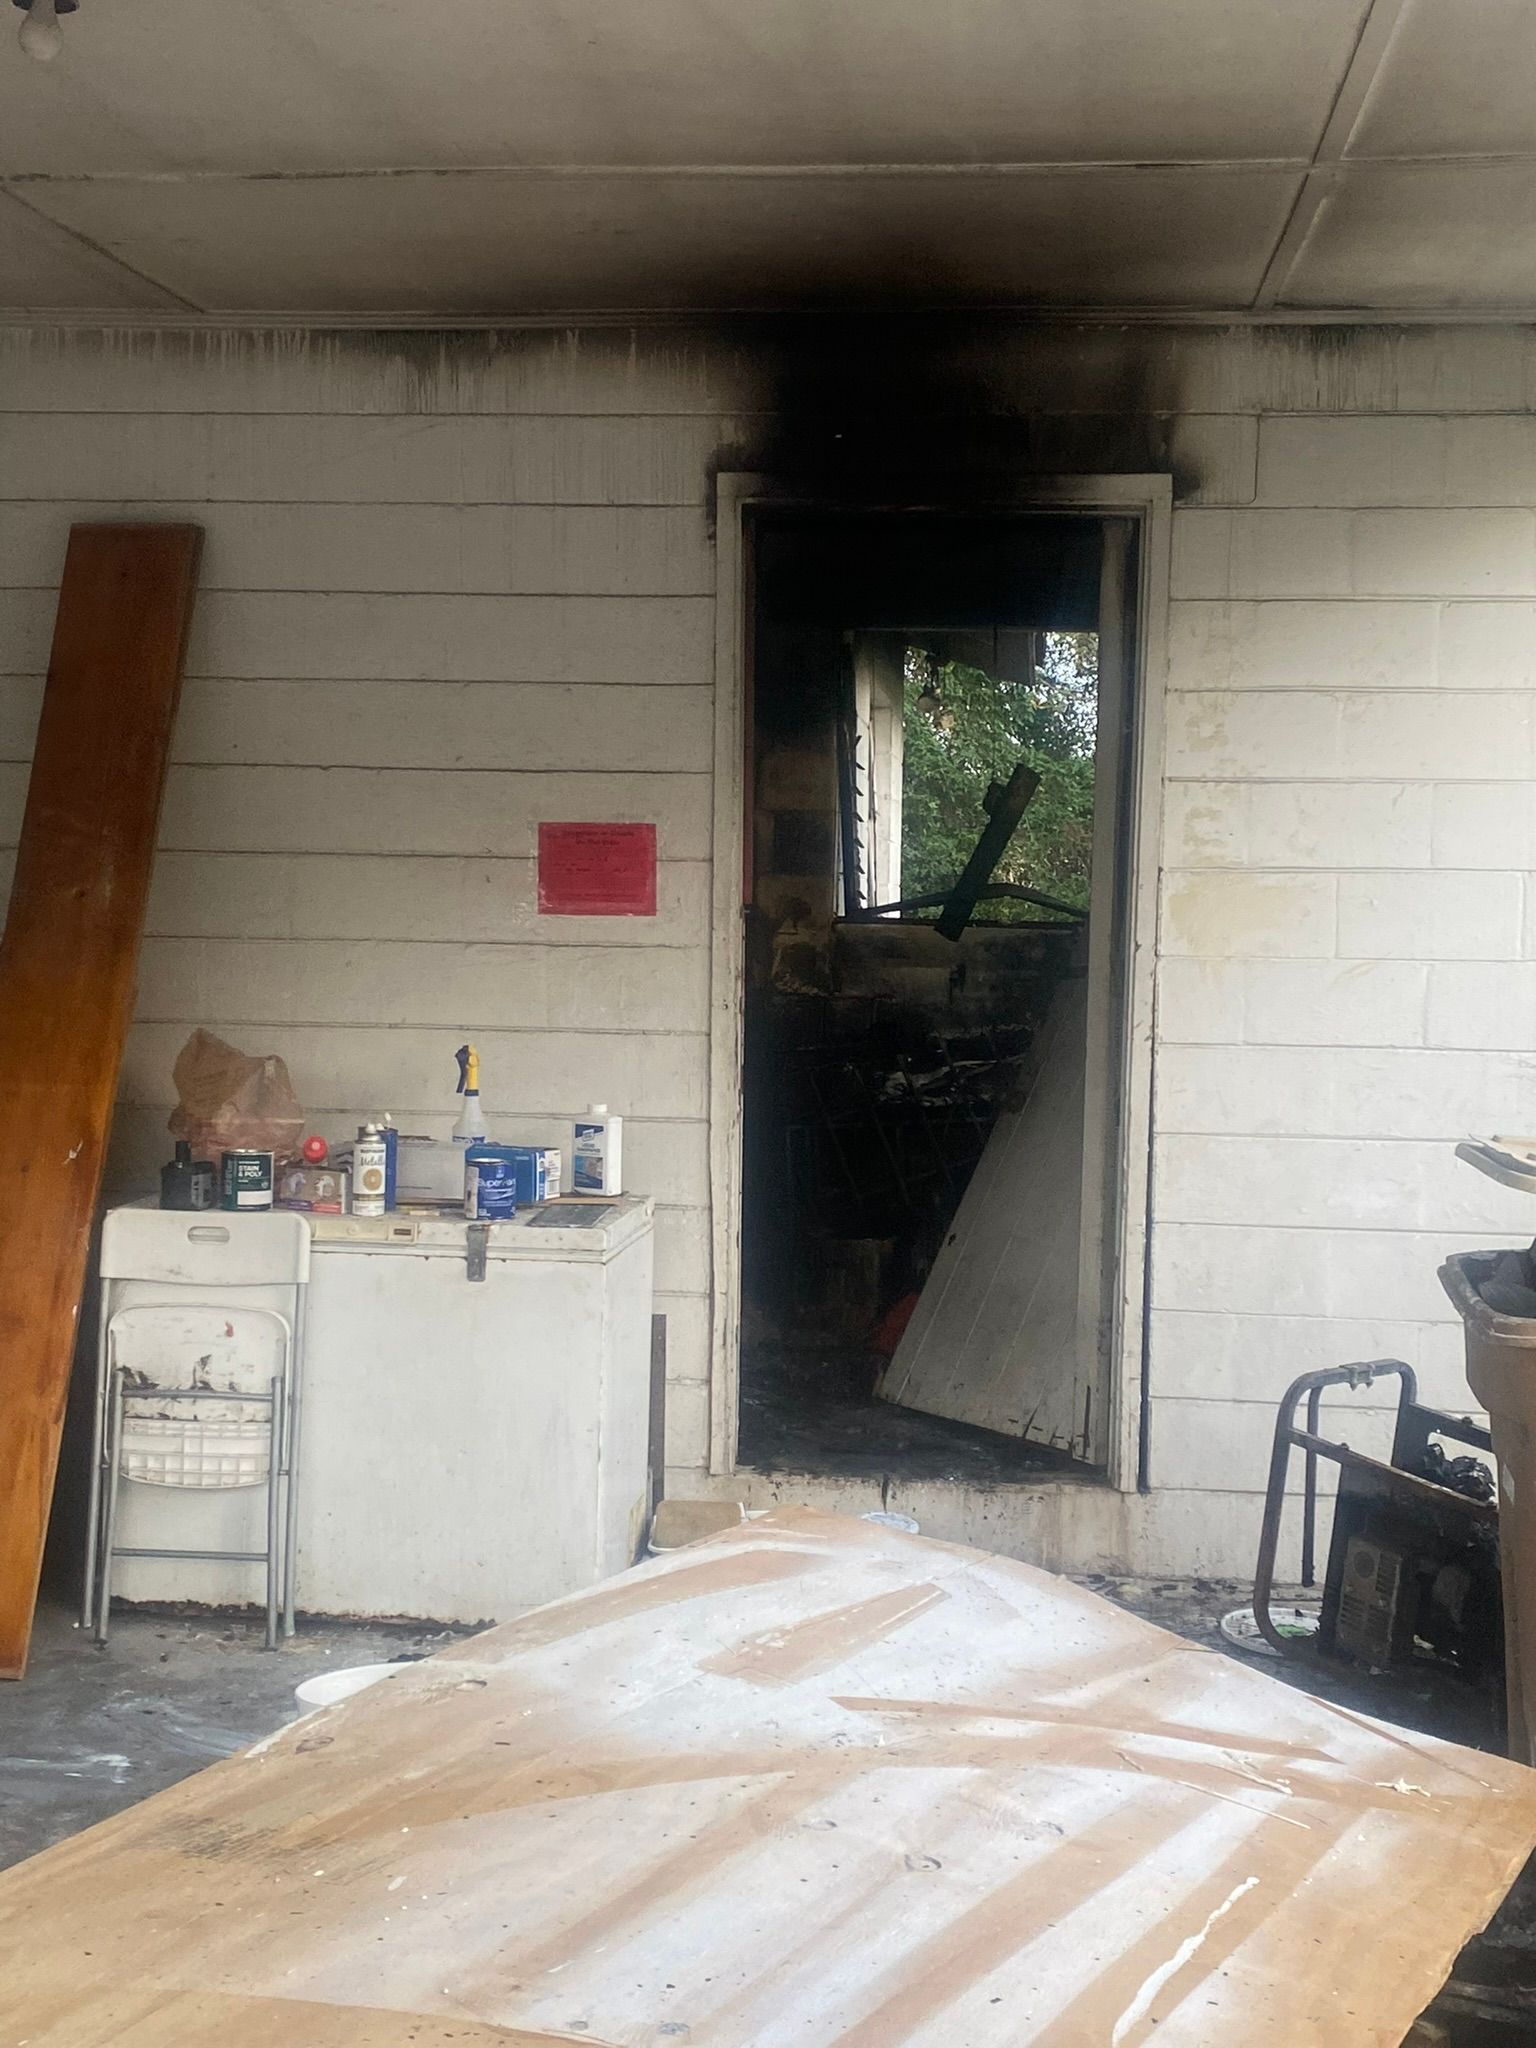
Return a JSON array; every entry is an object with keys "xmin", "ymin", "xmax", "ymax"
[{"xmin": 733, "ymin": 505, "xmax": 1145, "ymax": 1485}]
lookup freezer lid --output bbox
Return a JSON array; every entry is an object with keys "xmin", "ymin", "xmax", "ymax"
[{"xmin": 307, "ymin": 1195, "xmax": 654, "ymax": 1262}]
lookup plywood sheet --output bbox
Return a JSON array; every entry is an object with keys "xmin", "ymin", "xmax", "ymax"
[
  {"xmin": 2, "ymin": 1507, "xmax": 1534, "ymax": 2047},
  {"xmin": 880, "ymin": 975, "xmax": 1093, "ymax": 1454},
  {"xmin": 0, "ymin": 523, "xmax": 202, "ymax": 1679}
]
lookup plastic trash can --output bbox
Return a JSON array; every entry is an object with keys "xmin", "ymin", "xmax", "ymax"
[{"xmin": 1441, "ymin": 1249, "xmax": 1536, "ymax": 1763}]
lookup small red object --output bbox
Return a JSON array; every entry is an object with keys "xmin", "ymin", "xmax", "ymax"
[
  {"xmin": 538, "ymin": 822, "xmax": 658, "ymax": 917},
  {"xmin": 872, "ymin": 1290, "xmax": 920, "ymax": 1357},
  {"xmin": 302, "ymin": 1135, "xmax": 328, "ymax": 1164}
]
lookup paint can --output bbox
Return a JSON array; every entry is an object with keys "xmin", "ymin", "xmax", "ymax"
[
  {"xmin": 219, "ymin": 1148, "xmax": 274, "ymax": 1211},
  {"xmin": 464, "ymin": 1142, "xmax": 520, "ymax": 1220}
]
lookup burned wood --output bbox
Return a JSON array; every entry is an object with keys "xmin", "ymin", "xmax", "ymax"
[
  {"xmin": 935, "ymin": 761, "xmax": 1041, "ymax": 940},
  {"xmin": 857, "ymin": 882, "xmax": 1087, "ymax": 924}
]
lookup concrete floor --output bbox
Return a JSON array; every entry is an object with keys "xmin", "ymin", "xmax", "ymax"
[
  {"xmin": 739, "ymin": 1343, "xmax": 1084, "ymax": 1482},
  {"xmin": 1086, "ymin": 1572, "xmax": 1504, "ymax": 1753},
  {"xmin": 0, "ymin": 1597, "xmax": 468, "ymax": 1872}
]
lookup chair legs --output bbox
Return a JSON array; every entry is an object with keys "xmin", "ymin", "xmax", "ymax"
[
  {"xmin": 281, "ymin": 1298, "xmax": 306, "ymax": 1640},
  {"xmin": 93, "ymin": 1370, "xmax": 291, "ymax": 1652},
  {"xmin": 94, "ymin": 1370, "xmax": 126, "ymax": 1646},
  {"xmin": 264, "ymin": 1374, "xmax": 282, "ymax": 1652},
  {"xmin": 80, "ymin": 1300, "xmax": 112, "ymax": 1631}
]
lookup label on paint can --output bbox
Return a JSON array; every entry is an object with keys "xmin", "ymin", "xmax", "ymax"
[{"xmin": 220, "ymin": 1149, "xmax": 274, "ymax": 1210}]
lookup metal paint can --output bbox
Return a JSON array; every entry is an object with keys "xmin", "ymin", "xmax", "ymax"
[
  {"xmin": 220, "ymin": 1148, "xmax": 274, "ymax": 1211},
  {"xmin": 464, "ymin": 1142, "xmax": 519, "ymax": 1220}
]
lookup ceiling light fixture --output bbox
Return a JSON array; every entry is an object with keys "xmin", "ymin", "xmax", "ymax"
[{"xmin": 14, "ymin": 0, "xmax": 77, "ymax": 63}]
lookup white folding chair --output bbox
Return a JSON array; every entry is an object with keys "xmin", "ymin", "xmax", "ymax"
[{"xmin": 82, "ymin": 1209, "xmax": 310, "ymax": 1649}]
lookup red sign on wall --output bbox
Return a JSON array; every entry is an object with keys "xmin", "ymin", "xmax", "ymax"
[{"xmin": 538, "ymin": 822, "xmax": 658, "ymax": 917}]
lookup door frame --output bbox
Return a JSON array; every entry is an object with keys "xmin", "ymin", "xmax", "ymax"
[{"xmin": 707, "ymin": 474, "xmax": 1172, "ymax": 1492}]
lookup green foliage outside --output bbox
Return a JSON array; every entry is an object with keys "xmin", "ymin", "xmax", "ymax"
[{"xmin": 900, "ymin": 633, "xmax": 1098, "ymax": 916}]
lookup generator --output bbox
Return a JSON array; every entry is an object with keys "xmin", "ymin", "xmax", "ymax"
[{"xmin": 1253, "ymin": 1360, "xmax": 1502, "ymax": 1702}]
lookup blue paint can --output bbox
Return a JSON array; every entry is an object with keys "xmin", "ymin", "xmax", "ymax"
[{"xmin": 464, "ymin": 1142, "xmax": 519, "ymax": 1220}]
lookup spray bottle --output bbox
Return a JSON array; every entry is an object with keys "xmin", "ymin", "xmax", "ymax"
[{"xmin": 454, "ymin": 1043, "xmax": 488, "ymax": 1142}]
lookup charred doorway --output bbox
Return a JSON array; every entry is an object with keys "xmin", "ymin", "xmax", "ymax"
[{"xmin": 738, "ymin": 507, "xmax": 1137, "ymax": 1483}]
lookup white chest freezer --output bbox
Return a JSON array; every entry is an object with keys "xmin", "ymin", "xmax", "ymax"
[
  {"xmin": 100, "ymin": 1198, "xmax": 655, "ymax": 1626},
  {"xmin": 296, "ymin": 1200, "xmax": 655, "ymax": 1624}
]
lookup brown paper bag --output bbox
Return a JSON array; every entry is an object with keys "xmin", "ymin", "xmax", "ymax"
[{"xmin": 168, "ymin": 1028, "xmax": 305, "ymax": 1166}]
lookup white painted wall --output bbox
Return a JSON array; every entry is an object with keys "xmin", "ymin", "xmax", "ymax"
[{"xmin": 4, "ymin": 322, "xmax": 1536, "ymax": 1573}]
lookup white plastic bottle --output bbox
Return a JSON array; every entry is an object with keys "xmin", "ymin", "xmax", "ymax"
[
  {"xmin": 572, "ymin": 1104, "xmax": 622, "ymax": 1195},
  {"xmin": 454, "ymin": 1043, "xmax": 487, "ymax": 1141}
]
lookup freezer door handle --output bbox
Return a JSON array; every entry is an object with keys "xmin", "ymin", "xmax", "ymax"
[{"xmin": 465, "ymin": 1222, "xmax": 489, "ymax": 1282}]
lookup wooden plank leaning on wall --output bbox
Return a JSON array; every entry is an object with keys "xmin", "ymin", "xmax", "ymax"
[{"xmin": 0, "ymin": 524, "xmax": 202, "ymax": 1680}]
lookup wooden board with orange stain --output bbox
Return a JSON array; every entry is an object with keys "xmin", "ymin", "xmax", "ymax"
[
  {"xmin": 0, "ymin": 522, "xmax": 202, "ymax": 1680},
  {"xmin": 2, "ymin": 1507, "xmax": 1534, "ymax": 2044}
]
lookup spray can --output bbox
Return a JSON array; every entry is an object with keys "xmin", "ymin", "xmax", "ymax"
[{"xmin": 352, "ymin": 1122, "xmax": 390, "ymax": 1217}]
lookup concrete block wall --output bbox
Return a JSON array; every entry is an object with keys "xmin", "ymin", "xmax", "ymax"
[{"xmin": 4, "ymin": 321, "xmax": 1536, "ymax": 1570}]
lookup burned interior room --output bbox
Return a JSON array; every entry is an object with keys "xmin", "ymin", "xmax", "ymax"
[{"xmin": 738, "ymin": 508, "xmax": 1136, "ymax": 1483}]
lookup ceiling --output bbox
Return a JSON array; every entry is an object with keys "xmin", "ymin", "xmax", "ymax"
[{"xmin": 0, "ymin": 0, "xmax": 1531, "ymax": 320}]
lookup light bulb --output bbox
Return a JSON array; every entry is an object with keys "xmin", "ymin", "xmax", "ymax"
[{"xmin": 18, "ymin": 0, "xmax": 63, "ymax": 61}]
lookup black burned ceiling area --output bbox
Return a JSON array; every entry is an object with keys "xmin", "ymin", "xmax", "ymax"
[{"xmin": 0, "ymin": 0, "xmax": 1533, "ymax": 316}]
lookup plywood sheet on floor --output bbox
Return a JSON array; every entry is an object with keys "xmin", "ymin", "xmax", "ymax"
[
  {"xmin": 880, "ymin": 974, "xmax": 1092, "ymax": 1455},
  {"xmin": 2, "ymin": 1507, "xmax": 1534, "ymax": 2047}
]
